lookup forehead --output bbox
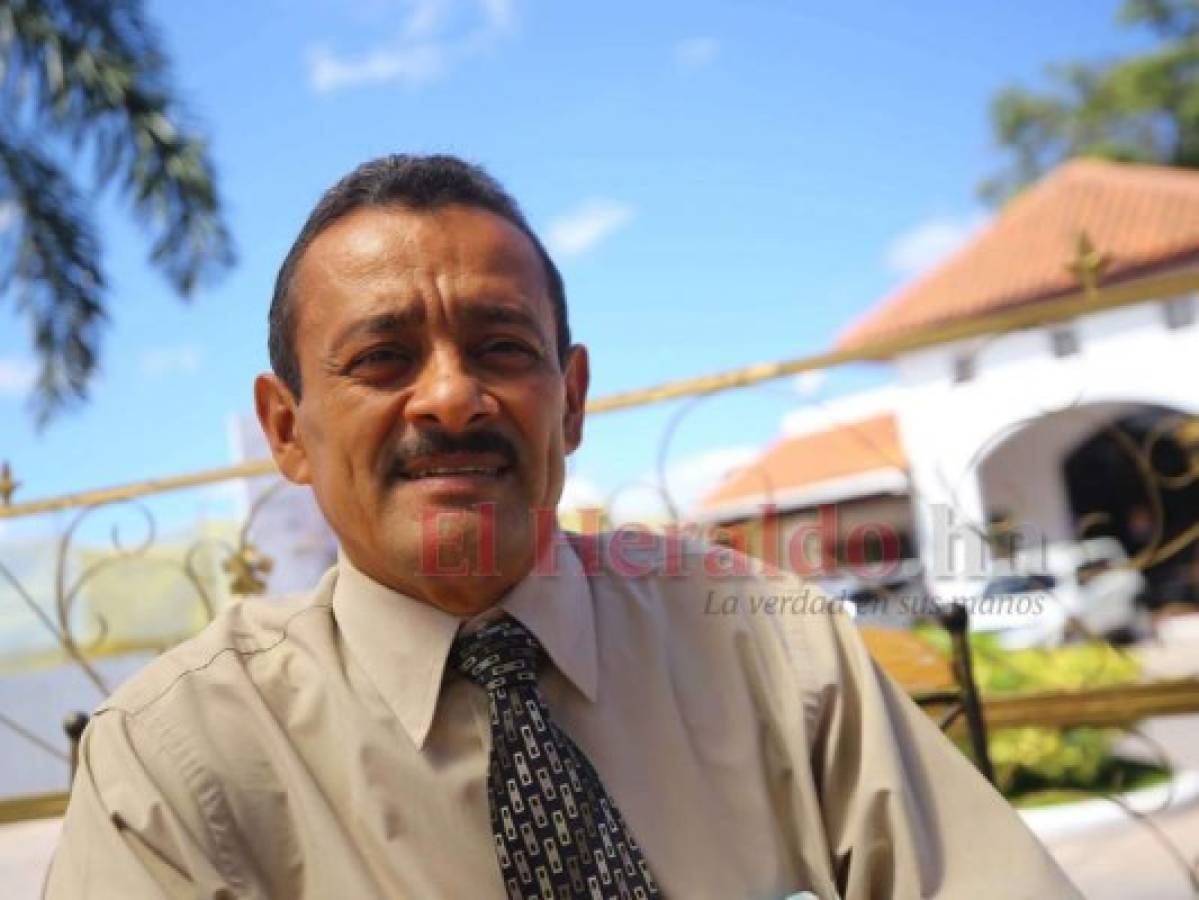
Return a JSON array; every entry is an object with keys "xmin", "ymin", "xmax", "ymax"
[{"xmin": 291, "ymin": 203, "xmax": 552, "ymax": 343}]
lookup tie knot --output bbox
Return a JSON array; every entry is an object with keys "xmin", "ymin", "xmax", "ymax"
[{"xmin": 450, "ymin": 615, "xmax": 544, "ymax": 692}]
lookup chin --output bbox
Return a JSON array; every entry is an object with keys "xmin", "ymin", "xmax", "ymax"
[{"xmin": 405, "ymin": 504, "xmax": 533, "ymax": 579}]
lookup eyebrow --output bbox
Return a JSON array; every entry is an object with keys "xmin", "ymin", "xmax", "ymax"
[
  {"xmin": 328, "ymin": 309, "xmax": 425, "ymax": 358},
  {"xmin": 461, "ymin": 303, "xmax": 547, "ymax": 341},
  {"xmin": 328, "ymin": 302, "xmax": 548, "ymax": 358}
]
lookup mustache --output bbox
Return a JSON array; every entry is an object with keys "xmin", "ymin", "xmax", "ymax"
[{"xmin": 383, "ymin": 427, "xmax": 519, "ymax": 483}]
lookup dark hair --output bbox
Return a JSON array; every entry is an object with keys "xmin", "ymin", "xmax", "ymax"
[{"xmin": 268, "ymin": 154, "xmax": 569, "ymax": 397}]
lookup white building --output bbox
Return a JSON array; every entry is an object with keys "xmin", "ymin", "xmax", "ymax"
[{"xmin": 702, "ymin": 159, "xmax": 1199, "ymax": 607}]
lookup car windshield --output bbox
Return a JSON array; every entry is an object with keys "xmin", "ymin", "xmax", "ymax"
[{"xmin": 983, "ymin": 574, "xmax": 1057, "ymax": 597}]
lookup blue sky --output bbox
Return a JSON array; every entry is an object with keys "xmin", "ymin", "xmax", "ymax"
[{"xmin": 0, "ymin": 0, "xmax": 1146, "ymax": 530}]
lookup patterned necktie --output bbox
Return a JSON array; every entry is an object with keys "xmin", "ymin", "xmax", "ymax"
[{"xmin": 450, "ymin": 615, "xmax": 662, "ymax": 900}]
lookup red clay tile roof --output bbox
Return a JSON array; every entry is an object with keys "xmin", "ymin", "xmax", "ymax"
[
  {"xmin": 701, "ymin": 413, "xmax": 905, "ymax": 512},
  {"xmin": 838, "ymin": 159, "xmax": 1199, "ymax": 352}
]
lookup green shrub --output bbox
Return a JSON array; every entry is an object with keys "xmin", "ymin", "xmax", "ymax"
[{"xmin": 913, "ymin": 628, "xmax": 1144, "ymax": 796}]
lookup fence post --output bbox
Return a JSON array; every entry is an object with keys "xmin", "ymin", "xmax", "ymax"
[{"xmin": 940, "ymin": 603, "xmax": 996, "ymax": 784}]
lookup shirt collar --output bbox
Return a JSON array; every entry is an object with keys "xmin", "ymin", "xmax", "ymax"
[{"xmin": 332, "ymin": 528, "xmax": 597, "ymax": 750}]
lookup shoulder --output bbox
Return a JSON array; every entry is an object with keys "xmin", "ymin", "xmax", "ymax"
[
  {"xmin": 571, "ymin": 526, "xmax": 842, "ymax": 624},
  {"xmin": 571, "ymin": 527, "xmax": 853, "ymax": 683},
  {"xmin": 95, "ymin": 566, "xmax": 339, "ymax": 726},
  {"xmin": 569, "ymin": 528, "xmax": 863, "ymax": 743},
  {"xmin": 66, "ymin": 568, "xmax": 343, "ymax": 884}
]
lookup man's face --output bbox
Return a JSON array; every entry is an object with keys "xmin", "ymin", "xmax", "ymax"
[{"xmin": 255, "ymin": 204, "xmax": 588, "ymax": 614}]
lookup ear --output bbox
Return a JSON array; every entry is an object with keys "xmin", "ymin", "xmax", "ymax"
[
  {"xmin": 562, "ymin": 344, "xmax": 590, "ymax": 455},
  {"xmin": 254, "ymin": 374, "xmax": 312, "ymax": 485}
]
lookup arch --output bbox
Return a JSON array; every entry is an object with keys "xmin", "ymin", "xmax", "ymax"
[{"xmin": 975, "ymin": 400, "xmax": 1199, "ymax": 611}]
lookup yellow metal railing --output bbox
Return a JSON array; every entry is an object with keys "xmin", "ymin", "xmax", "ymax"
[
  {"xmin": 3, "ymin": 260, "xmax": 1199, "ymax": 826},
  {"xmin": 5, "ymin": 261, "xmax": 1198, "ymax": 519}
]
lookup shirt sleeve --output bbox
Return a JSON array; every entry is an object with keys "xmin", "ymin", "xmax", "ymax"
[
  {"xmin": 762, "ymin": 584, "xmax": 1083, "ymax": 900},
  {"xmin": 44, "ymin": 707, "xmax": 256, "ymax": 899}
]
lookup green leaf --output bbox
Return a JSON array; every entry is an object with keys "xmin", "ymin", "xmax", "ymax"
[
  {"xmin": 0, "ymin": 0, "xmax": 236, "ymax": 423},
  {"xmin": 982, "ymin": 0, "xmax": 1199, "ymax": 201}
]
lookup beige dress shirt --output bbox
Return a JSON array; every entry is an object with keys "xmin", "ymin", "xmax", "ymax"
[{"xmin": 47, "ymin": 529, "xmax": 1079, "ymax": 899}]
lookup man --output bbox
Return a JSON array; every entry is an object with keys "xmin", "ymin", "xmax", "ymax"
[{"xmin": 48, "ymin": 154, "xmax": 1079, "ymax": 898}]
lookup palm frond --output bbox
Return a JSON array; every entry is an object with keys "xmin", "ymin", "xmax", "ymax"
[
  {"xmin": 0, "ymin": 131, "xmax": 105, "ymax": 427},
  {"xmin": 0, "ymin": 0, "xmax": 234, "ymax": 421}
]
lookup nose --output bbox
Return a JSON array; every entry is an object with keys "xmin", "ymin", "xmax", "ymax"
[{"xmin": 404, "ymin": 345, "xmax": 497, "ymax": 432}]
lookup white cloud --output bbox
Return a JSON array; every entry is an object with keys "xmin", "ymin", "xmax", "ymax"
[
  {"xmin": 610, "ymin": 445, "xmax": 759, "ymax": 525},
  {"xmin": 308, "ymin": 44, "xmax": 446, "ymax": 91},
  {"xmin": 545, "ymin": 199, "xmax": 634, "ymax": 260},
  {"xmin": 791, "ymin": 371, "xmax": 826, "ymax": 398},
  {"xmin": 478, "ymin": 0, "xmax": 515, "ymax": 31},
  {"xmin": 674, "ymin": 36, "xmax": 719, "ymax": 69},
  {"xmin": 0, "ymin": 357, "xmax": 37, "ymax": 396},
  {"xmin": 665, "ymin": 445, "xmax": 760, "ymax": 511},
  {"xmin": 780, "ymin": 385, "xmax": 899, "ymax": 438},
  {"xmin": 308, "ymin": 0, "xmax": 516, "ymax": 93},
  {"xmin": 402, "ymin": 0, "xmax": 451, "ymax": 39},
  {"xmin": 141, "ymin": 345, "xmax": 203, "ymax": 377},
  {"xmin": 884, "ymin": 212, "xmax": 988, "ymax": 279}
]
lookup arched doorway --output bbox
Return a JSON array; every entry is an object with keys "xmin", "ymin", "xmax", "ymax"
[
  {"xmin": 977, "ymin": 402, "xmax": 1145, "ymax": 549},
  {"xmin": 976, "ymin": 401, "xmax": 1199, "ymax": 612},
  {"xmin": 1064, "ymin": 406, "xmax": 1199, "ymax": 610}
]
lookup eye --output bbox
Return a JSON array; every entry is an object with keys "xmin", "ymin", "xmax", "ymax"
[
  {"xmin": 348, "ymin": 346, "xmax": 412, "ymax": 375},
  {"xmin": 480, "ymin": 339, "xmax": 539, "ymax": 359}
]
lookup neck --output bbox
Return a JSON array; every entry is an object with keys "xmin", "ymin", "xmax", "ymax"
[{"xmin": 340, "ymin": 526, "xmax": 562, "ymax": 617}]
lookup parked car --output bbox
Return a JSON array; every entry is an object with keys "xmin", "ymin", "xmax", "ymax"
[
  {"xmin": 968, "ymin": 537, "xmax": 1147, "ymax": 648},
  {"xmin": 821, "ymin": 560, "xmax": 930, "ymax": 629}
]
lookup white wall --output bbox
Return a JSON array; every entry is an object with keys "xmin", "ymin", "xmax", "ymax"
[
  {"xmin": 891, "ymin": 294, "xmax": 1199, "ymax": 591},
  {"xmin": 976, "ymin": 402, "xmax": 1141, "ymax": 543}
]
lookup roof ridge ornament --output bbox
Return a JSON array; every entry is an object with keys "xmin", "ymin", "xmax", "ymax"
[
  {"xmin": 0, "ymin": 461, "xmax": 18, "ymax": 507},
  {"xmin": 1067, "ymin": 230, "xmax": 1112, "ymax": 302}
]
